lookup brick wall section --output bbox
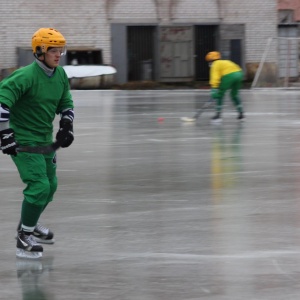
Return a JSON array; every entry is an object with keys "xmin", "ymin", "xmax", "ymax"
[
  {"xmin": 111, "ymin": 0, "xmax": 277, "ymax": 63},
  {"xmin": 278, "ymin": 0, "xmax": 300, "ymax": 21},
  {"xmin": 0, "ymin": 0, "xmax": 108, "ymax": 68},
  {"xmin": 220, "ymin": 0, "xmax": 278, "ymax": 62},
  {"xmin": 0, "ymin": 0, "xmax": 277, "ymax": 70}
]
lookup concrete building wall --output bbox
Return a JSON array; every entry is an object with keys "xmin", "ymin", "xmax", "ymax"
[{"xmin": 0, "ymin": 0, "xmax": 278, "ymax": 80}]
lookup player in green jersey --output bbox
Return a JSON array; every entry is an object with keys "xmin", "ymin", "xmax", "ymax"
[{"xmin": 0, "ymin": 28, "xmax": 74, "ymax": 258}]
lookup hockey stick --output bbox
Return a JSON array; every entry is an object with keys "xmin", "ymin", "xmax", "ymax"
[
  {"xmin": 181, "ymin": 98, "xmax": 214, "ymax": 122},
  {"xmin": 17, "ymin": 141, "xmax": 61, "ymax": 154}
]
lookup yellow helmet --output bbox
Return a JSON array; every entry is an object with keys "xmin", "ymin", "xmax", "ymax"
[
  {"xmin": 32, "ymin": 28, "xmax": 66, "ymax": 55},
  {"xmin": 205, "ymin": 51, "xmax": 221, "ymax": 62}
]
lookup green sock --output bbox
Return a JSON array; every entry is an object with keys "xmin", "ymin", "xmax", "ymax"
[{"xmin": 21, "ymin": 201, "xmax": 44, "ymax": 227}]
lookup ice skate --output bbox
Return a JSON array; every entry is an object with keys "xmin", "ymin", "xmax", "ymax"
[
  {"xmin": 237, "ymin": 112, "xmax": 245, "ymax": 121},
  {"xmin": 17, "ymin": 221, "xmax": 55, "ymax": 244},
  {"xmin": 33, "ymin": 223, "xmax": 55, "ymax": 244},
  {"xmin": 16, "ymin": 230, "xmax": 43, "ymax": 259},
  {"xmin": 211, "ymin": 113, "xmax": 222, "ymax": 124}
]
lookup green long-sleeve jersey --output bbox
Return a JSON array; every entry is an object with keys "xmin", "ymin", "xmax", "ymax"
[{"xmin": 0, "ymin": 61, "xmax": 74, "ymax": 145}]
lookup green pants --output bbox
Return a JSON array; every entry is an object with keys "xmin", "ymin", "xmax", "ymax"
[
  {"xmin": 11, "ymin": 151, "xmax": 57, "ymax": 227},
  {"xmin": 214, "ymin": 71, "xmax": 244, "ymax": 113}
]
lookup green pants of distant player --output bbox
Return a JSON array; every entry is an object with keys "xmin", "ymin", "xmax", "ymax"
[
  {"xmin": 213, "ymin": 71, "xmax": 244, "ymax": 113},
  {"xmin": 11, "ymin": 152, "xmax": 57, "ymax": 227}
]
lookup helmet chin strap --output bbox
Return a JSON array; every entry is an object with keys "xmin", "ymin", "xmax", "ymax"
[
  {"xmin": 33, "ymin": 53, "xmax": 50, "ymax": 68},
  {"xmin": 33, "ymin": 53, "xmax": 53, "ymax": 70},
  {"xmin": 33, "ymin": 53, "xmax": 42, "ymax": 59}
]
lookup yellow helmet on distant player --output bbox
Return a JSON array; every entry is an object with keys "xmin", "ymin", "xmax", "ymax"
[
  {"xmin": 205, "ymin": 51, "xmax": 221, "ymax": 62},
  {"xmin": 32, "ymin": 28, "xmax": 66, "ymax": 56}
]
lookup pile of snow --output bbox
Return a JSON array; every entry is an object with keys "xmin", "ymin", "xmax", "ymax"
[{"xmin": 63, "ymin": 65, "xmax": 117, "ymax": 79}]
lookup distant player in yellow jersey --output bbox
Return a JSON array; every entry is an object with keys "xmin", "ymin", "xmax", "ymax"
[{"xmin": 205, "ymin": 51, "xmax": 245, "ymax": 123}]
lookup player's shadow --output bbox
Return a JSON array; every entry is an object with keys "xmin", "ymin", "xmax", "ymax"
[{"xmin": 16, "ymin": 257, "xmax": 54, "ymax": 300}]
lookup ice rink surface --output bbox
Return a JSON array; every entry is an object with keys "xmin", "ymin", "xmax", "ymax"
[{"xmin": 2, "ymin": 89, "xmax": 300, "ymax": 299}]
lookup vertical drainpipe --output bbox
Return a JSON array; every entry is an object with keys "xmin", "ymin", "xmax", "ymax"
[
  {"xmin": 217, "ymin": 0, "xmax": 223, "ymax": 23},
  {"xmin": 217, "ymin": 0, "xmax": 223, "ymax": 51},
  {"xmin": 105, "ymin": 0, "xmax": 111, "ymax": 21},
  {"xmin": 169, "ymin": 0, "xmax": 174, "ymax": 21},
  {"xmin": 153, "ymin": 0, "xmax": 160, "ymax": 22}
]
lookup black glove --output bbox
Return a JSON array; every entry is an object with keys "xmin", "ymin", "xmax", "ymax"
[
  {"xmin": 56, "ymin": 119, "xmax": 74, "ymax": 148},
  {"xmin": 0, "ymin": 128, "xmax": 18, "ymax": 155}
]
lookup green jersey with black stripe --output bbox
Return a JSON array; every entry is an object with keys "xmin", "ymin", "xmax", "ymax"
[{"xmin": 0, "ymin": 61, "xmax": 73, "ymax": 145}]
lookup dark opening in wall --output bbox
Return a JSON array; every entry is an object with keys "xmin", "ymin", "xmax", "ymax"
[
  {"xmin": 127, "ymin": 26, "xmax": 155, "ymax": 81},
  {"xmin": 66, "ymin": 49, "xmax": 103, "ymax": 65}
]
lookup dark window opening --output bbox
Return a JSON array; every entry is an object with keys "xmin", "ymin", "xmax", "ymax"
[
  {"xmin": 66, "ymin": 50, "xmax": 103, "ymax": 65},
  {"xmin": 230, "ymin": 39, "xmax": 242, "ymax": 66},
  {"xmin": 127, "ymin": 26, "xmax": 155, "ymax": 81},
  {"xmin": 194, "ymin": 25, "xmax": 218, "ymax": 81}
]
